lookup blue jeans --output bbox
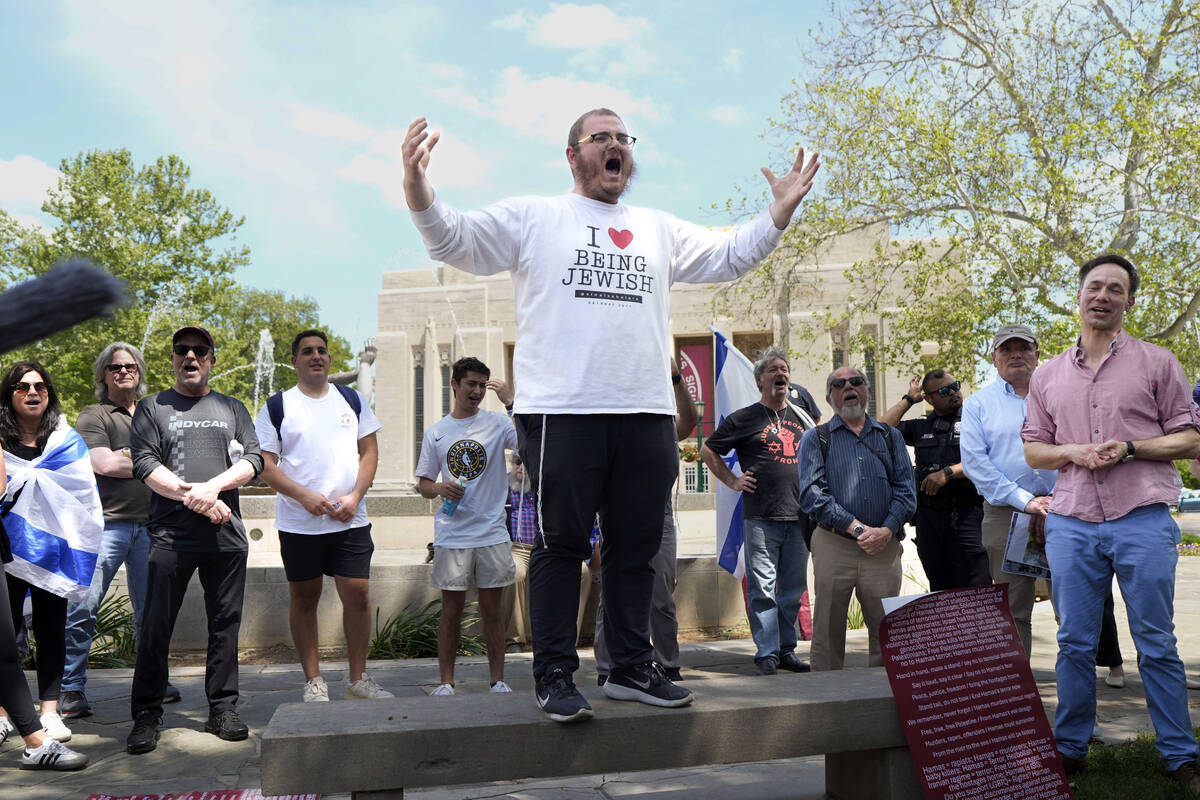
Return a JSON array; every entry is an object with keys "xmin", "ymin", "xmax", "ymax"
[
  {"xmin": 743, "ymin": 518, "xmax": 809, "ymax": 661},
  {"xmin": 62, "ymin": 520, "xmax": 151, "ymax": 692},
  {"xmin": 1045, "ymin": 504, "xmax": 1198, "ymax": 769}
]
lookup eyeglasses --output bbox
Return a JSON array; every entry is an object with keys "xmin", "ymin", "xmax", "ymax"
[
  {"xmin": 574, "ymin": 132, "xmax": 637, "ymax": 148},
  {"xmin": 13, "ymin": 381, "xmax": 47, "ymax": 395},
  {"xmin": 830, "ymin": 376, "xmax": 866, "ymax": 389},
  {"xmin": 929, "ymin": 381, "xmax": 962, "ymax": 398},
  {"xmin": 106, "ymin": 363, "xmax": 139, "ymax": 374},
  {"xmin": 173, "ymin": 344, "xmax": 212, "ymax": 358}
]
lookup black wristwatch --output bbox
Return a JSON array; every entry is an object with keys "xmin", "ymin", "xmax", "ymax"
[
  {"xmin": 942, "ymin": 466, "xmax": 954, "ymax": 479},
  {"xmin": 902, "ymin": 394, "xmax": 917, "ymax": 405},
  {"xmin": 1121, "ymin": 441, "xmax": 1136, "ymax": 462}
]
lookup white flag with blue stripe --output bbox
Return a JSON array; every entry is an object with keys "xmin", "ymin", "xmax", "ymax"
[
  {"xmin": 712, "ymin": 330, "xmax": 763, "ymax": 579},
  {"xmin": 3, "ymin": 420, "xmax": 103, "ymax": 601}
]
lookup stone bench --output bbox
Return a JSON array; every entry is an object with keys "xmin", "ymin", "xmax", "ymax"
[{"xmin": 261, "ymin": 668, "xmax": 920, "ymax": 800}]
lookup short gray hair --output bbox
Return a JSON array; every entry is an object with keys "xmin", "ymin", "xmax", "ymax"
[
  {"xmin": 753, "ymin": 345, "xmax": 790, "ymax": 384},
  {"xmin": 825, "ymin": 367, "xmax": 867, "ymax": 396},
  {"xmin": 93, "ymin": 341, "xmax": 148, "ymax": 401}
]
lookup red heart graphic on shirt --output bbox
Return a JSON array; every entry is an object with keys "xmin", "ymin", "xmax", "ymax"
[{"xmin": 608, "ymin": 228, "xmax": 634, "ymax": 249}]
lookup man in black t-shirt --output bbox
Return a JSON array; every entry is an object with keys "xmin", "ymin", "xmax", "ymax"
[
  {"xmin": 701, "ymin": 346, "xmax": 813, "ymax": 675},
  {"xmin": 879, "ymin": 369, "xmax": 987, "ymax": 591},
  {"xmin": 125, "ymin": 326, "xmax": 263, "ymax": 755}
]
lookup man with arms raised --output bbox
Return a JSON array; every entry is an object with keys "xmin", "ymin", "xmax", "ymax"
[
  {"xmin": 255, "ymin": 330, "xmax": 391, "ymax": 703},
  {"xmin": 402, "ymin": 110, "xmax": 819, "ymax": 722},
  {"xmin": 125, "ymin": 327, "xmax": 264, "ymax": 754},
  {"xmin": 1022, "ymin": 255, "xmax": 1200, "ymax": 790},
  {"xmin": 797, "ymin": 368, "xmax": 915, "ymax": 670},
  {"xmin": 960, "ymin": 324, "xmax": 1055, "ymax": 658}
]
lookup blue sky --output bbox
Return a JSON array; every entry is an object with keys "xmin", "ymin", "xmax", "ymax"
[{"xmin": 0, "ymin": 1, "xmax": 827, "ymax": 351}]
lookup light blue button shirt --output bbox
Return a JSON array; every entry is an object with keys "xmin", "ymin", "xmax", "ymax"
[{"xmin": 960, "ymin": 378, "xmax": 1056, "ymax": 511}]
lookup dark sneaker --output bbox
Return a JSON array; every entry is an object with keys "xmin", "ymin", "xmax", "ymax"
[
  {"xmin": 1168, "ymin": 761, "xmax": 1200, "ymax": 793},
  {"xmin": 661, "ymin": 666, "xmax": 683, "ymax": 682},
  {"xmin": 21, "ymin": 738, "xmax": 88, "ymax": 771},
  {"xmin": 604, "ymin": 661, "xmax": 693, "ymax": 708},
  {"xmin": 204, "ymin": 709, "xmax": 249, "ymax": 741},
  {"xmin": 59, "ymin": 690, "xmax": 92, "ymax": 719},
  {"xmin": 778, "ymin": 652, "xmax": 811, "ymax": 673},
  {"xmin": 535, "ymin": 666, "xmax": 593, "ymax": 723},
  {"xmin": 126, "ymin": 711, "xmax": 162, "ymax": 755},
  {"xmin": 756, "ymin": 655, "xmax": 778, "ymax": 676},
  {"xmin": 164, "ymin": 683, "xmax": 182, "ymax": 704},
  {"xmin": 597, "ymin": 674, "xmax": 608, "ymax": 687},
  {"xmin": 1060, "ymin": 754, "xmax": 1086, "ymax": 776}
]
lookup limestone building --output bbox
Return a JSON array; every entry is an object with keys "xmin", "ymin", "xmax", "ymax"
[{"xmin": 373, "ymin": 222, "xmax": 930, "ymax": 488}]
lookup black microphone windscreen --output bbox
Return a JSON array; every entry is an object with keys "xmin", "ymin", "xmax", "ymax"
[{"xmin": 0, "ymin": 259, "xmax": 126, "ymax": 355}]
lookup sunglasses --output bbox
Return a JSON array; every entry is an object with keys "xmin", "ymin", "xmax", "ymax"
[
  {"xmin": 13, "ymin": 381, "xmax": 47, "ymax": 395},
  {"xmin": 173, "ymin": 344, "xmax": 212, "ymax": 358},
  {"xmin": 930, "ymin": 381, "xmax": 962, "ymax": 398},
  {"xmin": 106, "ymin": 363, "xmax": 139, "ymax": 374},
  {"xmin": 830, "ymin": 376, "xmax": 866, "ymax": 389}
]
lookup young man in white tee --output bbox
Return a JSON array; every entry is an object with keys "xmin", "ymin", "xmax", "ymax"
[
  {"xmin": 255, "ymin": 330, "xmax": 391, "ymax": 703},
  {"xmin": 416, "ymin": 357, "xmax": 517, "ymax": 696}
]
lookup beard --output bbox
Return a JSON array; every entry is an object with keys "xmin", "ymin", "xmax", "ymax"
[
  {"xmin": 837, "ymin": 400, "xmax": 866, "ymax": 421},
  {"xmin": 572, "ymin": 156, "xmax": 637, "ymax": 201}
]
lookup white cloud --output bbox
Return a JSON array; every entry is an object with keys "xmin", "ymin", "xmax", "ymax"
[
  {"xmin": 721, "ymin": 48, "xmax": 744, "ymax": 73},
  {"xmin": 434, "ymin": 67, "xmax": 660, "ymax": 144},
  {"xmin": 491, "ymin": 10, "xmax": 530, "ymax": 30},
  {"xmin": 338, "ymin": 129, "xmax": 490, "ymax": 208},
  {"xmin": 709, "ymin": 106, "xmax": 744, "ymax": 126},
  {"xmin": 0, "ymin": 155, "xmax": 61, "ymax": 210},
  {"xmin": 528, "ymin": 4, "xmax": 651, "ymax": 48},
  {"xmin": 287, "ymin": 104, "xmax": 376, "ymax": 144}
]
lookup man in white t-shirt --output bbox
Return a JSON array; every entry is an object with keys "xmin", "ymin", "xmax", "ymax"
[
  {"xmin": 403, "ymin": 109, "xmax": 820, "ymax": 723},
  {"xmin": 255, "ymin": 330, "xmax": 392, "ymax": 703},
  {"xmin": 416, "ymin": 357, "xmax": 517, "ymax": 696}
]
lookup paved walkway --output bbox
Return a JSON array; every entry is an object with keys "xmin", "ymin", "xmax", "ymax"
[{"xmin": 6, "ymin": 528, "xmax": 1200, "ymax": 799}]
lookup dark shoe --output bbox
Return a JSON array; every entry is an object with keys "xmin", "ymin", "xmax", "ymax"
[
  {"xmin": 535, "ymin": 666, "xmax": 593, "ymax": 723},
  {"xmin": 1060, "ymin": 754, "xmax": 1086, "ymax": 776},
  {"xmin": 661, "ymin": 666, "xmax": 683, "ymax": 682},
  {"xmin": 597, "ymin": 674, "xmax": 608, "ymax": 687},
  {"xmin": 604, "ymin": 661, "xmax": 693, "ymax": 708},
  {"xmin": 163, "ymin": 683, "xmax": 182, "ymax": 703},
  {"xmin": 504, "ymin": 642, "xmax": 523, "ymax": 654},
  {"xmin": 756, "ymin": 655, "xmax": 778, "ymax": 676},
  {"xmin": 58, "ymin": 690, "xmax": 92, "ymax": 720},
  {"xmin": 1168, "ymin": 761, "xmax": 1200, "ymax": 793},
  {"xmin": 126, "ymin": 711, "xmax": 162, "ymax": 755},
  {"xmin": 204, "ymin": 709, "xmax": 249, "ymax": 741},
  {"xmin": 778, "ymin": 652, "xmax": 811, "ymax": 673}
]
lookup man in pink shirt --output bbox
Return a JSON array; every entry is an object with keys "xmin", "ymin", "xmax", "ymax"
[{"xmin": 1022, "ymin": 254, "xmax": 1200, "ymax": 791}]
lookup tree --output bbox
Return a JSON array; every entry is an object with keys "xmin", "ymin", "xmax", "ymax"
[
  {"xmin": 730, "ymin": 0, "xmax": 1200, "ymax": 383},
  {"xmin": 0, "ymin": 150, "xmax": 353, "ymax": 417}
]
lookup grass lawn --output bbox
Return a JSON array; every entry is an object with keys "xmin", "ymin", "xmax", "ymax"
[{"xmin": 1073, "ymin": 728, "xmax": 1200, "ymax": 799}]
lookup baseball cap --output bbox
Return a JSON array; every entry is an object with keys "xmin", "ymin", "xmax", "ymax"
[
  {"xmin": 991, "ymin": 324, "xmax": 1037, "ymax": 352},
  {"xmin": 172, "ymin": 325, "xmax": 216, "ymax": 350}
]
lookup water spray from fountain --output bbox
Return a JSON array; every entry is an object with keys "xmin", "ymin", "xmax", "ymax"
[
  {"xmin": 141, "ymin": 282, "xmax": 186, "ymax": 353},
  {"xmin": 252, "ymin": 329, "xmax": 276, "ymax": 411}
]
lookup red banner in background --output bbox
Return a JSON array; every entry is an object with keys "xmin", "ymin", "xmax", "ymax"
[
  {"xmin": 679, "ymin": 343, "xmax": 713, "ymax": 437},
  {"xmin": 881, "ymin": 586, "xmax": 1071, "ymax": 800}
]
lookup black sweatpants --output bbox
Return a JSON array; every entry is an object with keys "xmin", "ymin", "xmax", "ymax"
[
  {"xmin": 1096, "ymin": 585, "xmax": 1123, "ymax": 668},
  {"xmin": 0, "ymin": 561, "xmax": 40, "ymax": 736},
  {"xmin": 131, "ymin": 546, "xmax": 247, "ymax": 718},
  {"xmin": 515, "ymin": 413, "xmax": 677, "ymax": 680},
  {"xmin": 913, "ymin": 505, "xmax": 990, "ymax": 591},
  {"xmin": 5, "ymin": 573, "xmax": 67, "ymax": 701}
]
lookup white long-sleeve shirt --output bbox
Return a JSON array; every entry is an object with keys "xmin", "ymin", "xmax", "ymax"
[{"xmin": 411, "ymin": 193, "xmax": 783, "ymax": 415}]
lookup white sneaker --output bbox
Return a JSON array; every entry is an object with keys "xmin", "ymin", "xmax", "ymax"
[
  {"xmin": 345, "ymin": 673, "xmax": 395, "ymax": 700},
  {"xmin": 302, "ymin": 676, "xmax": 330, "ymax": 703},
  {"xmin": 489, "ymin": 681, "xmax": 513, "ymax": 693},
  {"xmin": 0, "ymin": 715, "xmax": 14, "ymax": 745},
  {"xmin": 21, "ymin": 738, "xmax": 88, "ymax": 771},
  {"xmin": 431, "ymin": 683, "xmax": 455, "ymax": 696},
  {"xmin": 39, "ymin": 712, "xmax": 71, "ymax": 742}
]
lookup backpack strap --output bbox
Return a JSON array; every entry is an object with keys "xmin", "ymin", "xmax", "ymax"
[
  {"xmin": 333, "ymin": 383, "xmax": 362, "ymax": 418},
  {"xmin": 266, "ymin": 391, "xmax": 285, "ymax": 441},
  {"xmin": 816, "ymin": 422, "xmax": 831, "ymax": 463}
]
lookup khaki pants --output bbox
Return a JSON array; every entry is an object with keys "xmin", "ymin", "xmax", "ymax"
[
  {"xmin": 809, "ymin": 528, "xmax": 902, "ymax": 671},
  {"xmin": 981, "ymin": 503, "xmax": 1039, "ymax": 658}
]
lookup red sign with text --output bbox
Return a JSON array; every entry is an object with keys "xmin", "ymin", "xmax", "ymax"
[{"xmin": 678, "ymin": 343, "xmax": 713, "ymax": 437}]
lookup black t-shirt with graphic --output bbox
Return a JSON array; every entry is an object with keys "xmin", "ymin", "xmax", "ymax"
[
  {"xmin": 705, "ymin": 402, "xmax": 809, "ymax": 520},
  {"xmin": 130, "ymin": 388, "xmax": 263, "ymax": 552}
]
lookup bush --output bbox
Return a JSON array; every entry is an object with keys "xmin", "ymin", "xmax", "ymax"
[{"xmin": 367, "ymin": 599, "xmax": 486, "ymax": 660}]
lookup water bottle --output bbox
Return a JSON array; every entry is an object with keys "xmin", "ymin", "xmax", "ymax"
[{"xmin": 440, "ymin": 477, "xmax": 467, "ymax": 517}]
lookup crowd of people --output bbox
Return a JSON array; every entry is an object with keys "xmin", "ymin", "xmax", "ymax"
[{"xmin": 3, "ymin": 104, "xmax": 1200, "ymax": 796}]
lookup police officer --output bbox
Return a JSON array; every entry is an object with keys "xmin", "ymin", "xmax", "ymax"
[{"xmin": 880, "ymin": 370, "xmax": 988, "ymax": 590}]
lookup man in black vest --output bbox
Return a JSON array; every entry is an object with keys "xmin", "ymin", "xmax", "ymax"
[{"xmin": 880, "ymin": 370, "xmax": 988, "ymax": 591}]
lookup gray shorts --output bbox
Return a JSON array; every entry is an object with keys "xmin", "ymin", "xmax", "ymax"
[{"xmin": 430, "ymin": 542, "xmax": 516, "ymax": 591}]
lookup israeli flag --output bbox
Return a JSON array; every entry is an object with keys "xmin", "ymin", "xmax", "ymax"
[
  {"xmin": 712, "ymin": 330, "xmax": 762, "ymax": 579},
  {"xmin": 3, "ymin": 421, "xmax": 103, "ymax": 601}
]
